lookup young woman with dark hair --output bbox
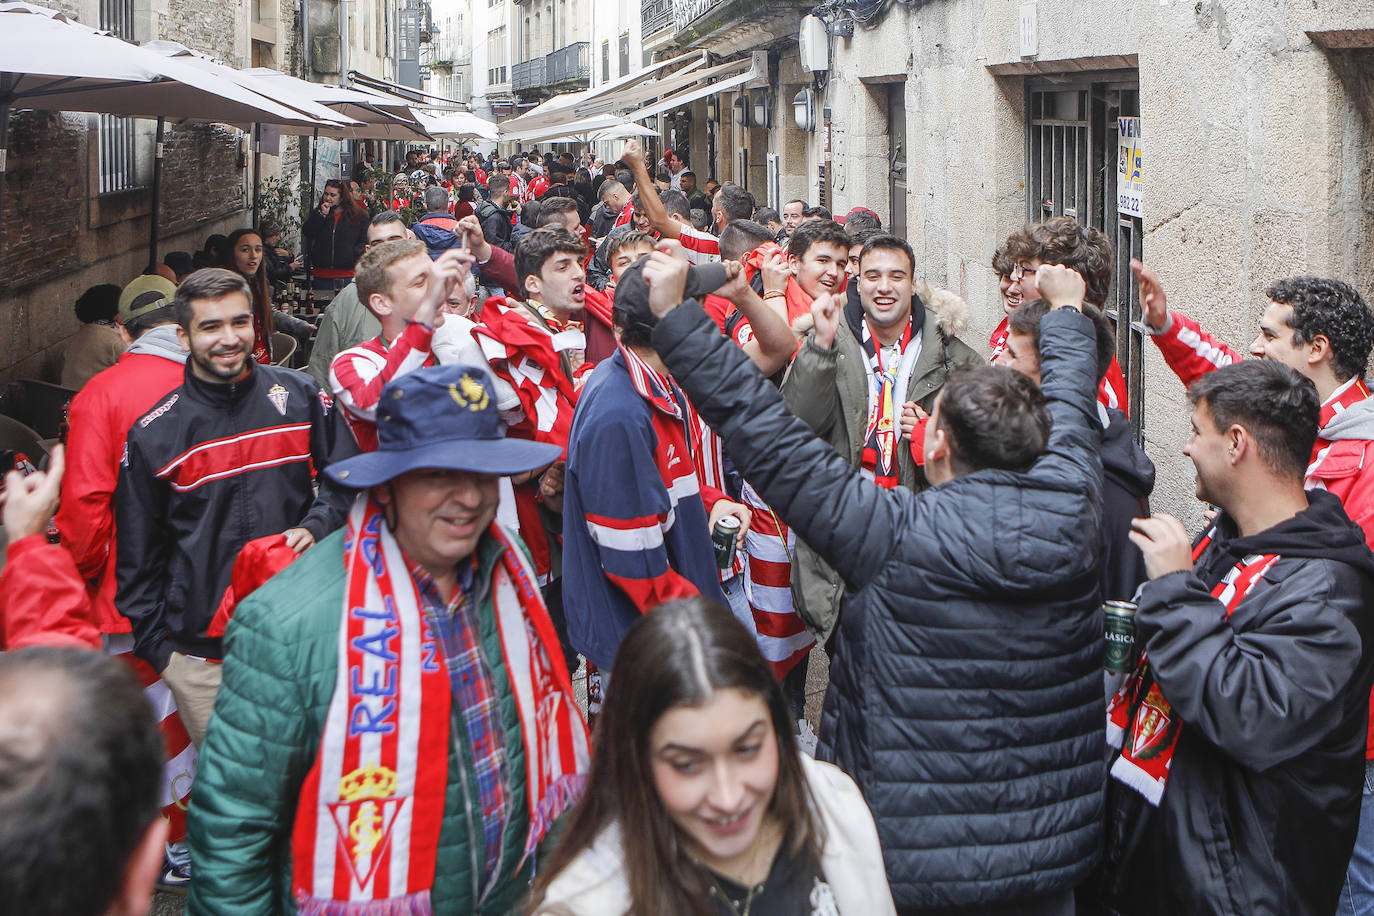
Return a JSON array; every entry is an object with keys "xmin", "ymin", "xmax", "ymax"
[
  {"xmin": 301, "ymin": 178, "xmax": 372, "ymax": 289},
  {"xmin": 223, "ymin": 229, "xmax": 313, "ymax": 363},
  {"xmin": 221, "ymin": 228, "xmax": 276, "ymax": 364},
  {"xmin": 527, "ymin": 598, "xmax": 894, "ymax": 916}
]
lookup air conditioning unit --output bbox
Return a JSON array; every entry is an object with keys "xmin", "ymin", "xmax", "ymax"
[{"xmin": 798, "ymin": 15, "xmax": 828, "ymax": 73}]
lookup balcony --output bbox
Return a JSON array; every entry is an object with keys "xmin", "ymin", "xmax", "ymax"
[
  {"xmin": 673, "ymin": 0, "xmax": 725, "ymax": 31},
  {"xmin": 642, "ymin": 0, "xmax": 673, "ymax": 37},
  {"xmin": 669, "ymin": 0, "xmax": 811, "ymax": 55},
  {"xmin": 513, "ymin": 41, "xmax": 590, "ymax": 92}
]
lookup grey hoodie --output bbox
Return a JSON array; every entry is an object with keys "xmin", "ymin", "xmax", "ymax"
[
  {"xmin": 1320, "ymin": 385, "xmax": 1374, "ymax": 441},
  {"xmin": 125, "ymin": 324, "xmax": 188, "ymax": 364}
]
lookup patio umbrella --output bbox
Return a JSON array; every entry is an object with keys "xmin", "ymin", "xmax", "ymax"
[
  {"xmin": 1, "ymin": 2, "xmax": 342, "ymax": 266},
  {"xmin": 415, "ymin": 110, "xmax": 500, "ymax": 143},
  {"xmin": 239, "ymin": 69, "xmax": 432, "ymax": 142},
  {"xmin": 539, "ymin": 120, "xmax": 659, "ymax": 145}
]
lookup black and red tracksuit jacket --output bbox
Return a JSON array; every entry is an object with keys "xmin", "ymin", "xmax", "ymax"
[{"xmin": 114, "ymin": 361, "xmax": 359, "ymax": 671}]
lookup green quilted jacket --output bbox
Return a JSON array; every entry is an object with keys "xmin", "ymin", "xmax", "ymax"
[{"xmin": 187, "ymin": 527, "xmax": 537, "ymax": 915}]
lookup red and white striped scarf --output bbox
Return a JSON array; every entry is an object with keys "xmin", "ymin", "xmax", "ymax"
[
  {"xmin": 291, "ymin": 498, "xmax": 589, "ymax": 914},
  {"xmin": 1105, "ymin": 526, "xmax": 1279, "ymax": 805}
]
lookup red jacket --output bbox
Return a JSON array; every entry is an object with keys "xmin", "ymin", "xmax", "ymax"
[
  {"xmin": 55, "ymin": 336, "xmax": 186, "ymax": 634},
  {"xmin": 0, "ymin": 534, "xmax": 101, "ymax": 650},
  {"xmin": 1150, "ymin": 308, "xmax": 1374, "ymax": 755}
]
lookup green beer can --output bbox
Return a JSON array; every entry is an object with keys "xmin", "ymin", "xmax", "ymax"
[{"xmin": 1103, "ymin": 600, "xmax": 1138, "ymax": 672}]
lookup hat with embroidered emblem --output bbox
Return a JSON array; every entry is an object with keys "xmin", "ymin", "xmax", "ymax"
[{"xmin": 324, "ymin": 364, "xmax": 562, "ymax": 488}]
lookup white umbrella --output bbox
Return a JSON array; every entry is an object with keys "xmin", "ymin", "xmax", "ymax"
[
  {"xmin": 414, "ymin": 110, "xmax": 500, "ymax": 142},
  {"xmin": 142, "ymin": 43, "xmax": 361, "ymax": 134},
  {"xmin": 239, "ymin": 69, "xmax": 432, "ymax": 141},
  {"xmin": 0, "ymin": 2, "xmax": 344, "ymax": 263}
]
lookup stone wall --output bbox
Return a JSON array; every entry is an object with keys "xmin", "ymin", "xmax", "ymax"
[
  {"xmin": 821, "ymin": 0, "xmax": 1374, "ymax": 527},
  {"xmin": 0, "ymin": 0, "xmax": 253, "ymax": 382}
]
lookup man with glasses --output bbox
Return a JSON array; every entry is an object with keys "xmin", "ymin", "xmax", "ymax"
[{"xmin": 987, "ymin": 216, "xmax": 1129, "ymax": 413}]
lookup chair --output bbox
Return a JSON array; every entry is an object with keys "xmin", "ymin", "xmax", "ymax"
[
  {"xmin": 0, "ymin": 379, "xmax": 77, "ymax": 440},
  {"xmin": 0, "ymin": 414, "xmax": 47, "ymax": 465},
  {"xmin": 271, "ymin": 332, "xmax": 298, "ymax": 367}
]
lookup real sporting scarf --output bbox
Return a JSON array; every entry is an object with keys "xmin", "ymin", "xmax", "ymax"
[
  {"xmin": 1105, "ymin": 527, "xmax": 1279, "ymax": 805},
  {"xmin": 859, "ymin": 317, "xmax": 920, "ymax": 488},
  {"xmin": 291, "ymin": 499, "xmax": 589, "ymax": 914}
]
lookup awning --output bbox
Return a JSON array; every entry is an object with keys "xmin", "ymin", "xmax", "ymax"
[
  {"xmin": 498, "ymin": 50, "xmax": 705, "ymax": 140},
  {"xmin": 621, "ymin": 56, "xmax": 758, "ymax": 123},
  {"xmin": 507, "ymin": 114, "xmax": 650, "ymax": 145}
]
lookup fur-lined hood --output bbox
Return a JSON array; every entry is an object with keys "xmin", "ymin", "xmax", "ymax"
[
  {"xmin": 790, "ymin": 279, "xmax": 971, "ymax": 341},
  {"xmin": 914, "ymin": 279, "xmax": 969, "ymax": 339}
]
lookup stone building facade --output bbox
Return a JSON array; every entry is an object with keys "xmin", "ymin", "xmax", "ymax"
[
  {"xmin": 642, "ymin": 0, "xmax": 1374, "ymax": 523},
  {"xmin": 2, "ymin": 0, "xmax": 254, "ymax": 381}
]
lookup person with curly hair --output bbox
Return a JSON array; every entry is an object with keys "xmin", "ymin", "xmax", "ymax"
[
  {"xmin": 1129, "ymin": 260, "xmax": 1374, "ymax": 916},
  {"xmin": 991, "ymin": 216, "xmax": 1130, "ymax": 412}
]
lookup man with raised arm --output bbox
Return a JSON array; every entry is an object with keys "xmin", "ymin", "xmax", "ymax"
[{"xmin": 641, "ymin": 250, "xmax": 1107, "ymax": 915}]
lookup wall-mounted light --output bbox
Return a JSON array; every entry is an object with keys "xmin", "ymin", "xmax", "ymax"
[
  {"xmin": 732, "ymin": 94, "xmax": 750, "ymax": 128},
  {"xmin": 751, "ymin": 92, "xmax": 772, "ymax": 129},
  {"xmin": 793, "ymin": 88, "xmax": 815, "ymax": 132}
]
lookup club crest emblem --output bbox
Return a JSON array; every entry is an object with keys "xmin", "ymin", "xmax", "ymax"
[
  {"xmin": 449, "ymin": 373, "xmax": 490, "ymax": 411},
  {"xmin": 330, "ymin": 764, "xmax": 403, "ymax": 891},
  {"xmin": 1131, "ymin": 683, "xmax": 1179, "ymax": 759},
  {"xmin": 268, "ymin": 383, "xmax": 289, "ymax": 416}
]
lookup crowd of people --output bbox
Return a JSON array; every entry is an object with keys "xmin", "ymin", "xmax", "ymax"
[{"xmin": 2, "ymin": 134, "xmax": 1374, "ymax": 916}]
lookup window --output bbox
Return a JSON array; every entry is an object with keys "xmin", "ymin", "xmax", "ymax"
[
  {"xmin": 487, "ymin": 25, "xmax": 507, "ymax": 84},
  {"xmin": 98, "ymin": 0, "xmax": 141, "ymax": 194},
  {"xmin": 887, "ymin": 83, "xmax": 907, "ymax": 241},
  {"xmin": 618, "ymin": 34, "xmax": 629, "ymax": 77},
  {"xmin": 1027, "ymin": 75, "xmax": 1144, "ymax": 430},
  {"xmin": 602, "ymin": 40, "xmax": 609, "ymax": 83}
]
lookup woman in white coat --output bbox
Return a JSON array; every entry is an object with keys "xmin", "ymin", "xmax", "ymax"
[{"xmin": 526, "ymin": 598, "xmax": 896, "ymax": 916}]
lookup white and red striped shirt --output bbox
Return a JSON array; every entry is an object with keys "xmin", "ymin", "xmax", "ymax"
[
  {"xmin": 676, "ymin": 224, "xmax": 721, "ymax": 265},
  {"xmin": 329, "ymin": 322, "xmax": 436, "ymax": 451}
]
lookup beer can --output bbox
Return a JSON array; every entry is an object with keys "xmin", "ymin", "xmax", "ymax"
[
  {"xmin": 1103, "ymin": 600, "xmax": 1138, "ymax": 672},
  {"xmin": 712, "ymin": 516, "xmax": 741, "ymax": 570}
]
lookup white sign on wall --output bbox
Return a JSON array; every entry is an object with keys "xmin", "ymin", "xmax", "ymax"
[
  {"xmin": 1117, "ymin": 117, "xmax": 1143, "ymax": 219},
  {"xmin": 1019, "ymin": 3, "xmax": 1038, "ymax": 58}
]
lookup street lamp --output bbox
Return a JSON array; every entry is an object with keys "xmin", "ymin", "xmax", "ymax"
[{"xmin": 732, "ymin": 94, "xmax": 750, "ymax": 128}]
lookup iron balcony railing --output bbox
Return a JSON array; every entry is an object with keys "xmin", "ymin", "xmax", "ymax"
[
  {"xmin": 513, "ymin": 41, "xmax": 589, "ymax": 91},
  {"xmin": 642, "ymin": 0, "xmax": 673, "ymax": 36}
]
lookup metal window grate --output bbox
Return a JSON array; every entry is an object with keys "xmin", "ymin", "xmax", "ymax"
[
  {"xmin": 100, "ymin": 0, "xmax": 134, "ymax": 39},
  {"xmin": 1027, "ymin": 77, "xmax": 1144, "ymax": 439},
  {"xmin": 98, "ymin": 0, "xmax": 140, "ymax": 195}
]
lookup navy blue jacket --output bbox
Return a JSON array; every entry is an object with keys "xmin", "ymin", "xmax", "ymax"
[
  {"xmin": 653, "ymin": 301, "xmax": 1106, "ymax": 909},
  {"xmin": 561, "ymin": 350, "xmax": 727, "ymax": 669}
]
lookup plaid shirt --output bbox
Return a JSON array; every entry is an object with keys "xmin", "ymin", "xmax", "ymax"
[{"xmin": 411, "ymin": 557, "xmax": 511, "ymax": 893}]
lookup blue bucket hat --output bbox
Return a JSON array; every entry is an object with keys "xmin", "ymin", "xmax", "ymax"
[{"xmin": 325, "ymin": 364, "xmax": 562, "ymax": 488}]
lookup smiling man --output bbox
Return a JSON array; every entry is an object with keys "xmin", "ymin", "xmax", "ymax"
[
  {"xmin": 114, "ymin": 268, "xmax": 358, "ymax": 746},
  {"xmin": 187, "ymin": 364, "xmax": 588, "ymax": 916},
  {"xmin": 780, "ymin": 233, "xmax": 981, "ymax": 640},
  {"xmin": 1098, "ymin": 360, "xmax": 1374, "ymax": 915}
]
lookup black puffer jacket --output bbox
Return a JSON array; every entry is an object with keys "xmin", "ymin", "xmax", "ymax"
[
  {"xmin": 654, "ymin": 302, "xmax": 1107, "ymax": 909},
  {"xmin": 1100, "ymin": 407, "xmax": 1154, "ymax": 602},
  {"xmin": 1096, "ymin": 490, "xmax": 1374, "ymax": 916}
]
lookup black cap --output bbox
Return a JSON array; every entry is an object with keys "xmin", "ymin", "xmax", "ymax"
[{"xmin": 612, "ymin": 257, "xmax": 729, "ymax": 336}]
